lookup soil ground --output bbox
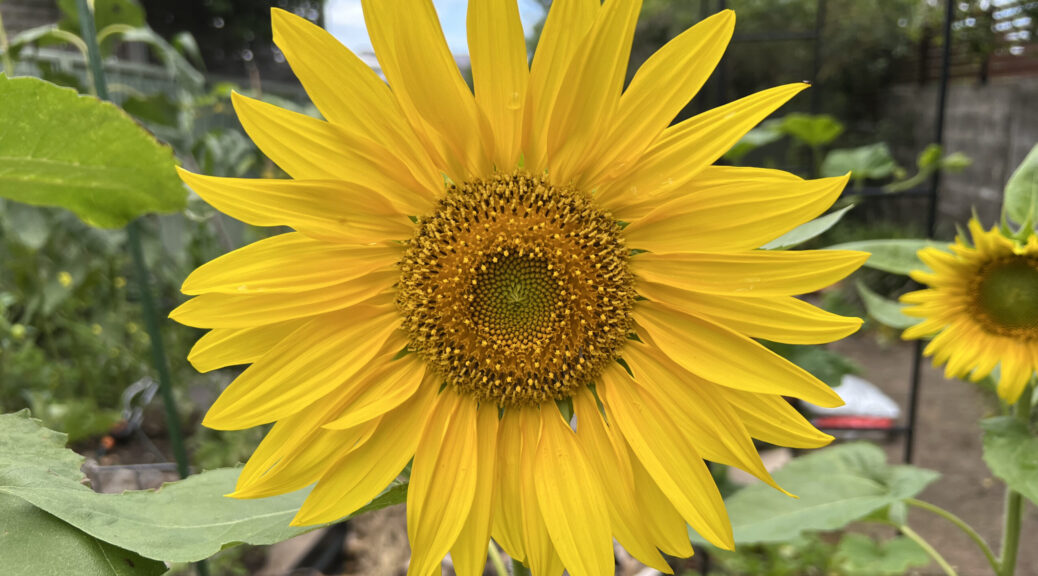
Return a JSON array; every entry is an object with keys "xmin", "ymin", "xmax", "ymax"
[{"xmin": 830, "ymin": 334, "xmax": 1038, "ymax": 576}]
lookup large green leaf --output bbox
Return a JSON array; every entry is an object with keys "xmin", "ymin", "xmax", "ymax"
[
  {"xmin": 0, "ymin": 494, "xmax": 166, "ymax": 576},
  {"xmin": 825, "ymin": 238, "xmax": 947, "ymax": 275},
  {"xmin": 1004, "ymin": 144, "xmax": 1038, "ymax": 228},
  {"xmin": 0, "ymin": 75, "xmax": 185, "ymax": 228},
  {"xmin": 981, "ymin": 416, "xmax": 1038, "ymax": 507},
  {"xmin": 762, "ymin": 204, "xmax": 854, "ymax": 250},
  {"xmin": 0, "ymin": 411, "xmax": 407, "ymax": 563},
  {"xmin": 856, "ymin": 281, "xmax": 919, "ymax": 330},
  {"xmin": 693, "ymin": 443, "xmax": 939, "ymax": 544}
]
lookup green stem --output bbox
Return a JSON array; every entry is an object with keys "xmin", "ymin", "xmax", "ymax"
[
  {"xmin": 0, "ymin": 10, "xmax": 13, "ymax": 77},
  {"xmin": 487, "ymin": 542, "xmax": 508, "ymax": 576},
  {"xmin": 900, "ymin": 525, "xmax": 959, "ymax": 576},
  {"xmin": 76, "ymin": 0, "xmax": 203, "ymax": 573},
  {"xmin": 998, "ymin": 383, "xmax": 1032, "ymax": 576},
  {"xmin": 511, "ymin": 558, "xmax": 530, "ymax": 576},
  {"xmin": 906, "ymin": 498, "xmax": 998, "ymax": 572}
]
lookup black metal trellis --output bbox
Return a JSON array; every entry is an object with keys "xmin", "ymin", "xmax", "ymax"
[
  {"xmin": 698, "ymin": 0, "xmax": 954, "ymax": 572},
  {"xmin": 709, "ymin": 0, "xmax": 953, "ymax": 466}
]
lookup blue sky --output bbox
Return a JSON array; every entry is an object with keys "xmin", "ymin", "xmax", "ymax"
[{"xmin": 325, "ymin": 0, "xmax": 546, "ymax": 54}]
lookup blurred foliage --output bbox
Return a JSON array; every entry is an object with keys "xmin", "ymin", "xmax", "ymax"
[{"xmin": 0, "ymin": 0, "xmax": 283, "ymax": 447}]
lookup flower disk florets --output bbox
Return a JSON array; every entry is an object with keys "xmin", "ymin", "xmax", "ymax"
[
  {"xmin": 398, "ymin": 172, "xmax": 635, "ymax": 406},
  {"xmin": 971, "ymin": 255, "xmax": 1038, "ymax": 338}
]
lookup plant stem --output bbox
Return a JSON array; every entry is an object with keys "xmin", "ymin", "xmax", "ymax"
[
  {"xmin": 0, "ymin": 10, "xmax": 13, "ymax": 77},
  {"xmin": 487, "ymin": 542, "xmax": 508, "ymax": 576},
  {"xmin": 900, "ymin": 525, "xmax": 959, "ymax": 576},
  {"xmin": 998, "ymin": 383, "xmax": 1032, "ymax": 576},
  {"xmin": 906, "ymin": 498, "xmax": 998, "ymax": 572},
  {"xmin": 76, "ymin": 0, "xmax": 202, "ymax": 573},
  {"xmin": 511, "ymin": 558, "xmax": 531, "ymax": 576}
]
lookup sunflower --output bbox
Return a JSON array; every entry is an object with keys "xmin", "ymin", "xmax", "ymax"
[
  {"xmin": 172, "ymin": 2, "xmax": 868, "ymax": 574},
  {"xmin": 902, "ymin": 218, "xmax": 1038, "ymax": 404}
]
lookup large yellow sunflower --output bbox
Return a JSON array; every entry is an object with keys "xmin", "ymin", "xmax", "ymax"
[
  {"xmin": 902, "ymin": 218, "xmax": 1038, "ymax": 404},
  {"xmin": 172, "ymin": 2, "xmax": 867, "ymax": 574}
]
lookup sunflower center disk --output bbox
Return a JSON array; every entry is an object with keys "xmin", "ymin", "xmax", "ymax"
[
  {"xmin": 976, "ymin": 257, "xmax": 1038, "ymax": 335},
  {"xmin": 398, "ymin": 173, "xmax": 635, "ymax": 406}
]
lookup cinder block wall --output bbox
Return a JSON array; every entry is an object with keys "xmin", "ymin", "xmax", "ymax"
[{"xmin": 882, "ymin": 77, "xmax": 1038, "ymax": 237}]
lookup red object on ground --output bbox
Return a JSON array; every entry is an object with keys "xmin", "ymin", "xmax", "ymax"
[{"xmin": 812, "ymin": 415, "xmax": 896, "ymax": 429}]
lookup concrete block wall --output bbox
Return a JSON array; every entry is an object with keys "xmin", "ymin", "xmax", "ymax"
[{"xmin": 881, "ymin": 77, "xmax": 1038, "ymax": 237}]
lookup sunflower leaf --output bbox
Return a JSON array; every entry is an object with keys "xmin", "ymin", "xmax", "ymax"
[
  {"xmin": 692, "ymin": 442, "xmax": 939, "ymax": 545},
  {"xmin": 762, "ymin": 204, "xmax": 854, "ymax": 250},
  {"xmin": 834, "ymin": 533, "xmax": 930, "ymax": 576},
  {"xmin": 0, "ymin": 75, "xmax": 186, "ymax": 228},
  {"xmin": 1004, "ymin": 144, "xmax": 1038, "ymax": 230},
  {"xmin": 855, "ymin": 281, "xmax": 919, "ymax": 330},
  {"xmin": 981, "ymin": 416, "xmax": 1038, "ymax": 507},
  {"xmin": 0, "ymin": 411, "xmax": 407, "ymax": 563},
  {"xmin": 0, "ymin": 494, "xmax": 166, "ymax": 576},
  {"xmin": 823, "ymin": 239, "xmax": 947, "ymax": 275}
]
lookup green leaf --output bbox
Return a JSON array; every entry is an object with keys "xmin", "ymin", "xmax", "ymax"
[
  {"xmin": 0, "ymin": 494, "xmax": 166, "ymax": 576},
  {"xmin": 762, "ymin": 204, "xmax": 854, "ymax": 250},
  {"xmin": 779, "ymin": 113, "xmax": 845, "ymax": 148},
  {"xmin": 835, "ymin": 533, "xmax": 930, "ymax": 576},
  {"xmin": 981, "ymin": 416, "xmax": 1038, "ymax": 506},
  {"xmin": 693, "ymin": 442, "xmax": 939, "ymax": 544},
  {"xmin": 822, "ymin": 143, "xmax": 898, "ymax": 184},
  {"xmin": 856, "ymin": 281, "xmax": 919, "ymax": 329},
  {"xmin": 0, "ymin": 75, "xmax": 186, "ymax": 228},
  {"xmin": 824, "ymin": 238, "xmax": 947, "ymax": 275},
  {"xmin": 1004, "ymin": 144, "xmax": 1038, "ymax": 228},
  {"xmin": 0, "ymin": 411, "xmax": 407, "ymax": 563}
]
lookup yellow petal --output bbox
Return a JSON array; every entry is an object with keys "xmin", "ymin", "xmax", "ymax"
[
  {"xmin": 176, "ymin": 169, "xmax": 417, "ymax": 242},
  {"xmin": 534, "ymin": 406, "xmax": 613, "ymax": 576},
  {"xmin": 172, "ymin": 270, "xmax": 396, "ymax": 329},
  {"xmin": 623, "ymin": 342, "xmax": 787, "ymax": 493},
  {"xmin": 491, "ymin": 409, "xmax": 526, "ymax": 562},
  {"xmin": 269, "ymin": 8, "xmax": 443, "ymax": 194},
  {"xmin": 627, "ymin": 444, "xmax": 695, "ymax": 558},
  {"xmin": 611, "ymin": 165, "xmax": 801, "ymax": 221},
  {"xmin": 407, "ymin": 391, "xmax": 479, "ymax": 576},
  {"xmin": 637, "ymin": 280, "xmax": 862, "ymax": 345},
  {"xmin": 623, "ymin": 173, "xmax": 849, "ymax": 253},
  {"xmin": 231, "ymin": 92, "xmax": 436, "ymax": 205},
  {"xmin": 181, "ymin": 233, "xmax": 400, "ymax": 295},
  {"xmin": 231, "ymin": 417, "xmax": 379, "ymax": 499},
  {"xmin": 187, "ymin": 319, "xmax": 306, "ymax": 373},
  {"xmin": 202, "ymin": 298, "xmax": 401, "ymax": 430},
  {"xmin": 519, "ymin": 407, "xmax": 566, "ymax": 576},
  {"xmin": 631, "ymin": 249, "xmax": 868, "ymax": 297},
  {"xmin": 546, "ymin": 0, "xmax": 642, "ymax": 183},
  {"xmin": 322, "ymin": 354, "xmax": 427, "ymax": 430},
  {"xmin": 598, "ymin": 363, "xmax": 733, "ymax": 550},
  {"xmin": 362, "ymin": 0, "xmax": 490, "ymax": 179},
  {"xmin": 572, "ymin": 389, "xmax": 672, "ymax": 573},
  {"xmin": 634, "ymin": 301, "xmax": 843, "ymax": 407},
  {"xmin": 599, "ymin": 83, "xmax": 808, "ymax": 208},
  {"xmin": 468, "ymin": 0, "xmax": 528, "ymax": 168},
  {"xmin": 718, "ymin": 388, "xmax": 834, "ymax": 449},
  {"xmin": 524, "ymin": 0, "xmax": 598, "ymax": 172},
  {"xmin": 583, "ymin": 10, "xmax": 735, "ymax": 186},
  {"xmin": 997, "ymin": 348, "xmax": 1033, "ymax": 404},
  {"xmin": 451, "ymin": 404, "xmax": 500, "ymax": 576},
  {"xmin": 291, "ymin": 379, "xmax": 438, "ymax": 526},
  {"xmin": 233, "ymin": 331, "xmax": 410, "ymax": 494}
]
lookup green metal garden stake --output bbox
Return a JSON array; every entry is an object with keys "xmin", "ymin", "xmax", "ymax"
[{"xmin": 75, "ymin": 1, "xmax": 205, "ymax": 574}]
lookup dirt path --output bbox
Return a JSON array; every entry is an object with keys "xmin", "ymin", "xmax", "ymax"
[{"xmin": 830, "ymin": 335, "xmax": 1038, "ymax": 576}]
